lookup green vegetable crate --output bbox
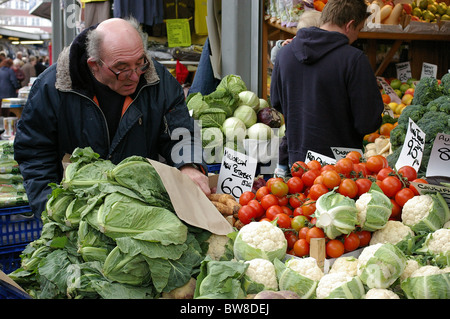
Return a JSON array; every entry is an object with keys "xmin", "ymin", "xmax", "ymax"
[{"xmin": 0, "ymin": 205, "xmax": 42, "ymax": 274}]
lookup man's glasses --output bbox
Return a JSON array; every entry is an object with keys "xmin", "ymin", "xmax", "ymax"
[{"xmin": 99, "ymin": 57, "xmax": 150, "ymax": 81}]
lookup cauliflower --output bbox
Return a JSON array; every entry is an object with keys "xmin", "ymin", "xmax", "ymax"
[
  {"xmin": 329, "ymin": 256, "xmax": 358, "ymax": 276},
  {"xmin": 244, "ymin": 258, "xmax": 278, "ymax": 290},
  {"xmin": 316, "ymin": 272, "xmax": 365, "ymax": 299},
  {"xmin": 286, "ymin": 257, "xmax": 324, "ymax": 281},
  {"xmin": 233, "ymin": 221, "xmax": 287, "ymax": 262},
  {"xmin": 401, "ymin": 193, "xmax": 450, "ymax": 233},
  {"xmin": 401, "ymin": 265, "xmax": 450, "ymax": 299},
  {"xmin": 355, "ymin": 189, "xmax": 391, "ymax": 232},
  {"xmin": 424, "ymin": 228, "xmax": 450, "ymax": 255},
  {"xmin": 206, "ymin": 234, "xmax": 230, "ymax": 261},
  {"xmin": 365, "ymin": 288, "xmax": 400, "ymax": 299},
  {"xmin": 400, "ymin": 258, "xmax": 420, "ymax": 281},
  {"xmin": 370, "ymin": 220, "xmax": 415, "ymax": 245}
]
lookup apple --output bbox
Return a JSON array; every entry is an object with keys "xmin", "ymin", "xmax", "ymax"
[
  {"xmin": 403, "ymin": 3, "xmax": 412, "ymax": 15},
  {"xmin": 404, "ymin": 88, "xmax": 415, "ymax": 96},
  {"xmin": 401, "ymin": 93, "xmax": 414, "ymax": 105}
]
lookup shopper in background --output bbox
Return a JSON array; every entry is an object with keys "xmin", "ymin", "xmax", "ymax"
[
  {"xmin": 13, "ymin": 51, "xmax": 24, "ymax": 67},
  {"xmin": 271, "ymin": 0, "xmax": 383, "ymax": 166},
  {"xmin": 34, "ymin": 56, "xmax": 47, "ymax": 76},
  {"xmin": 12, "ymin": 59, "xmax": 25, "ymax": 87},
  {"xmin": 0, "ymin": 58, "xmax": 21, "ymax": 115},
  {"xmin": 0, "ymin": 51, "xmax": 6, "ymax": 63},
  {"xmin": 14, "ymin": 17, "xmax": 209, "ymax": 217},
  {"xmin": 20, "ymin": 56, "xmax": 37, "ymax": 87}
]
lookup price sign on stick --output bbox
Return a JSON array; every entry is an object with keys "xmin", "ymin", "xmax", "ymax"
[
  {"xmin": 426, "ymin": 133, "xmax": 450, "ymax": 178},
  {"xmin": 216, "ymin": 147, "xmax": 257, "ymax": 200},
  {"xmin": 396, "ymin": 62, "xmax": 412, "ymax": 83},
  {"xmin": 395, "ymin": 118, "xmax": 426, "ymax": 172}
]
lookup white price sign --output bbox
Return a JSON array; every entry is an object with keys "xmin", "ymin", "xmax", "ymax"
[
  {"xmin": 216, "ymin": 147, "xmax": 257, "ymax": 200},
  {"xmin": 426, "ymin": 133, "xmax": 450, "ymax": 178},
  {"xmin": 377, "ymin": 77, "xmax": 401, "ymax": 104},
  {"xmin": 395, "ymin": 118, "xmax": 426, "ymax": 172},
  {"xmin": 420, "ymin": 62, "xmax": 437, "ymax": 79},
  {"xmin": 396, "ymin": 62, "xmax": 412, "ymax": 83},
  {"xmin": 330, "ymin": 147, "xmax": 363, "ymax": 160},
  {"xmin": 305, "ymin": 150, "xmax": 336, "ymax": 166}
]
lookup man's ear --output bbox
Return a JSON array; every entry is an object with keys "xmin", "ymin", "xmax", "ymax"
[
  {"xmin": 87, "ymin": 57, "xmax": 99, "ymax": 73},
  {"xmin": 345, "ymin": 19, "xmax": 355, "ymax": 33}
]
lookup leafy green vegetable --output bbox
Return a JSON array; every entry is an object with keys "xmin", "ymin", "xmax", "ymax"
[
  {"xmin": 216, "ymin": 74, "xmax": 247, "ymax": 95},
  {"xmin": 198, "ymin": 108, "xmax": 227, "ymax": 128},
  {"xmin": 204, "ymin": 88, "xmax": 240, "ymax": 117},
  {"xmin": 186, "ymin": 92, "xmax": 209, "ymax": 119}
]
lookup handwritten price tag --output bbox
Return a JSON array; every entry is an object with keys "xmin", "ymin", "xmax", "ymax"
[
  {"xmin": 377, "ymin": 77, "xmax": 402, "ymax": 104},
  {"xmin": 396, "ymin": 62, "xmax": 412, "ymax": 83},
  {"xmin": 216, "ymin": 147, "xmax": 257, "ymax": 200},
  {"xmin": 426, "ymin": 133, "xmax": 450, "ymax": 178},
  {"xmin": 305, "ymin": 150, "xmax": 336, "ymax": 166},
  {"xmin": 330, "ymin": 147, "xmax": 363, "ymax": 160},
  {"xmin": 395, "ymin": 118, "xmax": 426, "ymax": 172}
]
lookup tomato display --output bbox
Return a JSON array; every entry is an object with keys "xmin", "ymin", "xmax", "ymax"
[{"xmin": 326, "ymin": 240, "xmax": 345, "ymax": 258}]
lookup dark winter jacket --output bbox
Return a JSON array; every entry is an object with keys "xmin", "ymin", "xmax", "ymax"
[
  {"xmin": 270, "ymin": 27, "xmax": 383, "ymax": 165},
  {"xmin": 14, "ymin": 27, "xmax": 205, "ymax": 217},
  {"xmin": 0, "ymin": 66, "xmax": 20, "ymax": 99}
]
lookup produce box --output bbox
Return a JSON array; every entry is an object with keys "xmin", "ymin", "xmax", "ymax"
[
  {"xmin": 0, "ymin": 205, "xmax": 42, "ymax": 247},
  {"xmin": 0, "ymin": 244, "xmax": 27, "ymax": 274},
  {"xmin": 0, "ymin": 268, "xmax": 31, "ymax": 298}
]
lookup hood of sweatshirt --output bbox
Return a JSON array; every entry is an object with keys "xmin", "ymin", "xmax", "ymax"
[{"xmin": 291, "ymin": 27, "xmax": 350, "ymax": 65}]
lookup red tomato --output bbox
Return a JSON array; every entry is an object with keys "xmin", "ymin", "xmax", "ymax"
[
  {"xmin": 380, "ymin": 176, "xmax": 403, "ymax": 198},
  {"xmin": 343, "ymin": 232, "xmax": 360, "ymax": 252},
  {"xmin": 278, "ymin": 195, "xmax": 289, "ymax": 206},
  {"xmin": 398, "ymin": 165, "xmax": 418, "ymax": 182},
  {"xmin": 307, "ymin": 160, "xmax": 322, "ymax": 171},
  {"xmin": 345, "ymin": 151, "xmax": 362, "ymax": 164},
  {"xmin": 409, "ymin": 178, "xmax": 428, "ymax": 196},
  {"xmin": 260, "ymin": 194, "xmax": 279, "ymax": 210},
  {"xmin": 314, "ymin": 175, "xmax": 324, "ymax": 185},
  {"xmin": 376, "ymin": 167, "xmax": 394, "ymax": 181},
  {"xmin": 247, "ymin": 199, "xmax": 264, "ymax": 218},
  {"xmin": 281, "ymin": 205, "xmax": 292, "ymax": 215},
  {"xmin": 352, "ymin": 163, "xmax": 368, "ymax": 178},
  {"xmin": 302, "ymin": 169, "xmax": 321, "ymax": 188},
  {"xmin": 239, "ymin": 191, "xmax": 255, "ymax": 206},
  {"xmin": 338, "ymin": 178, "xmax": 358, "ymax": 198},
  {"xmin": 293, "ymin": 206, "xmax": 303, "ymax": 217},
  {"xmin": 390, "ymin": 198, "xmax": 402, "ymax": 220},
  {"xmin": 255, "ymin": 186, "xmax": 270, "ymax": 201},
  {"xmin": 271, "ymin": 180, "xmax": 289, "ymax": 198},
  {"xmin": 266, "ymin": 177, "xmax": 284, "ymax": 192},
  {"xmin": 265, "ymin": 204, "xmax": 284, "ymax": 220},
  {"xmin": 322, "ymin": 170, "xmax": 341, "ymax": 189},
  {"xmin": 274, "ymin": 213, "xmax": 292, "ymax": 229},
  {"xmin": 287, "ymin": 176, "xmax": 304, "ymax": 194},
  {"xmin": 289, "ymin": 193, "xmax": 306, "ymax": 209},
  {"xmin": 238, "ymin": 205, "xmax": 257, "ymax": 225},
  {"xmin": 366, "ymin": 155, "xmax": 386, "ymax": 174},
  {"xmin": 355, "ymin": 230, "xmax": 371, "ymax": 247},
  {"xmin": 291, "ymin": 161, "xmax": 308, "ymax": 177},
  {"xmin": 321, "ymin": 164, "xmax": 337, "ymax": 173},
  {"xmin": 395, "ymin": 187, "xmax": 415, "ymax": 207},
  {"xmin": 355, "ymin": 178, "xmax": 372, "ymax": 197},
  {"xmin": 309, "ymin": 183, "xmax": 329, "ymax": 200},
  {"xmin": 335, "ymin": 158, "xmax": 354, "ymax": 177},
  {"xmin": 301, "ymin": 199, "xmax": 316, "ymax": 217},
  {"xmin": 285, "ymin": 231, "xmax": 298, "ymax": 249},
  {"xmin": 326, "ymin": 239, "xmax": 345, "ymax": 258},
  {"xmin": 298, "ymin": 226, "xmax": 309, "ymax": 240},
  {"xmin": 306, "ymin": 226, "xmax": 325, "ymax": 244},
  {"xmin": 293, "ymin": 238, "xmax": 310, "ymax": 257}
]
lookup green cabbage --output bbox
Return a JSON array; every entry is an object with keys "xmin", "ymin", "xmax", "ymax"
[
  {"xmin": 222, "ymin": 117, "xmax": 247, "ymax": 142},
  {"xmin": 233, "ymin": 105, "xmax": 257, "ymax": 128},
  {"xmin": 355, "ymin": 184, "xmax": 392, "ymax": 232},
  {"xmin": 401, "ymin": 266, "xmax": 450, "ymax": 299},
  {"xmin": 198, "ymin": 108, "xmax": 227, "ymax": 128},
  {"xmin": 238, "ymin": 90, "xmax": 260, "ymax": 112},
  {"xmin": 247, "ymin": 123, "xmax": 273, "ymax": 140},
  {"xmin": 357, "ymin": 243, "xmax": 407, "ymax": 289},
  {"xmin": 204, "ymin": 88, "xmax": 240, "ymax": 117},
  {"xmin": 315, "ymin": 190, "xmax": 358, "ymax": 239},
  {"xmin": 186, "ymin": 92, "xmax": 209, "ymax": 119},
  {"xmin": 216, "ymin": 74, "xmax": 247, "ymax": 95},
  {"xmin": 201, "ymin": 127, "xmax": 224, "ymax": 164}
]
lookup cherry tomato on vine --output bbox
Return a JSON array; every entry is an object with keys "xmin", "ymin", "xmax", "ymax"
[
  {"xmin": 345, "ymin": 150, "xmax": 362, "ymax": 164},
  {"xmin": 260, "ymin": 194, "xmax": 279, "ymax": 210},
  {"xmin": 309, "ymin": 183, "xmax": 329, "ymax": 200},
  {"xmin": 289, "ymin": 193, "xmax": 306, "ymax": 209},
  {"xmin": 291, "ymin": 215, "xmax": 308, "ymax": 231},
  {"xmin": 307, "ymin": 160, "xmax": 322, "ymax": 171},
  {"xmin": 306, "ymin": 226, "xmax": 325, "ymax": 244},
  {"xmin": 239, "ymin": 191, "xmax": 255, "ymax": 206},
  {"xmin": 301, "ymin": 199, "xmax": 316, "ymax": 217},
  {"xmin": 266, "ymin": 177, "xmax": 284, "ymax": 191},
  {"xmin": 352, "ymin": 163, "xmax": 369, "ymax": 178},
  {"xmin": 321, "ymin": 164, "xmax": 337, "ymax": 173},
  {"xmin": 376, "ymin": 167, "xmax": 394, "ymax": 181},
  {"xmin": 265, "ymin": 204, "xmax": 284, "ymax": 220},
  {"xmin": 281, "ymin": 206, "xmax": 292, "ymax": 215},
  {"xmin": 293, "ymin": 238, "xmax": 309, "ymax": 257},
  {"xmin": 338, "ymin": 178, "xmax": 358, "ymax": 198},
  {"xmin": 398, "ymin": 165, "xmax": 417, "ymax": 182},
  {"xmin": 395, "ymin": 187, "xmax": 415, "ymax": 207},
  {"xmin": 355, "ymin": 230, "xmax": 371, "ymax": 247},
  {"xmin": 274, "ymin": 213, "xmax": 292, "ymax": 229},
  {"xmin": 287, "ymin": 176, "xmax": 304, "ymax": 194},
  {"xmin": 343, "ymin": 232, "xmax": 360, "ymax": 252},
  {"xmin": 326, "ymin": 239, "xmax": 345, "ymax": 258},
  {"xmin": 302, "ymin": 169, "xmax": 321, "ymax": 187},
  {"xmin": 285, "ymin": 231, "xmax": 298, "ymax": 249},
  {"xmin": 334, "ymin": 158, "xmax": 354, "ymax": 177},
  {"xmin": 247, "ymin": 199, "xmax": 264, "ymax": 218},
  {"xmin": 380, "ymin": 176, "xmax": 403, "ymax": 198},
  {"xmin": 355, "ymin": 178, "xmax": 372, "ymax": 197},
  {"xmin": 237, "ymin": 205, "xmax": 257, "ymax": 224},
  {"xmin": 255, "ymin": 186, "xmax": 270, "ymax": 201},
  {"xmin": 366, "ymin": 155, "xmax": 386, "ymax": 174},
  {"xmin": 298, "ymin": 226, "xmax": 309, "ymax": 240},
  {"xmin": 278, "ymin": 195, "xmax": 289, "ymax": 206},
  {"xmin": 271, "ymin": 180, "xmax": 289, "ymax": 198},
  {"xmin": 390, "ymin": 198, "xmax": 402, "ymax": 220},
  {"xmin": 322, "ymin": 170, "xmax": 341, "ymax": 189},
  {"xmin": 291, "ymin": 161, "xmax": 308, "ymax": 177}
]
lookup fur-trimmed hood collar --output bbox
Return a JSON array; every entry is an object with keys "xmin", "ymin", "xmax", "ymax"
[{"xmin": 55, "ymin": 25, "xmax": 159, "ymax": 95}]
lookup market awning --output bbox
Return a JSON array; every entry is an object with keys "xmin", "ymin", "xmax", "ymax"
[
  {"xmin": 0, "ymin": 26, "xmax": 50, "ymax": 41},
  {"xmin": 28, "ymin": 0, "xmax": 51, "ymax": 20}
]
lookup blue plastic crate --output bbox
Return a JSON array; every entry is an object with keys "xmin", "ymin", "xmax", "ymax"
[
  {"xmin": 0, "ymin": 244, "xmax": 27, "ymax": 274},
  {"xmin": 207, "ymin": 164, "xmax": 221, "ymax": 175},
  {"xmin": 0, "ymin": 205, "xmax": 42, "ymax": 247}
]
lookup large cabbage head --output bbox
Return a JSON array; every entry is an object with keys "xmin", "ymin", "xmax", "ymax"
[
  {"xmin": 274, "ymin": 257, "xmax": 323, "ymax": 299},
  {"xmin": 357, "ymin": 243, "xmax": 407, "ymax": 289},
  {"xmin": 233, "ymin": 221, "xmax": 287, "ymax": 262},
  {"xmin": 217, "ymin": 74, "xmax": 247, "ymax": 95},
  {"xmin": 401, "ymin": 192, "xmax": 450, "ymax": 233},
  {"xmin": 401, "ymin": 265, "xmax": 450, "ymax": 299},
  {"xmin": 355, "ymin": 186, "xmax": 392, "ymax": 232},
  {"xmin": 315, "ymin": 190, "xmax": 358, "ymax": 239},
  {"xmin": 186, "ymin": 92, "xmax": 209, "ymax": 119}
]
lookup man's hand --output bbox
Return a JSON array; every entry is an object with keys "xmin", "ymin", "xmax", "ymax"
[{"xmin": 180, "ymin": 165, "xmax": 212, "ymax": 196}]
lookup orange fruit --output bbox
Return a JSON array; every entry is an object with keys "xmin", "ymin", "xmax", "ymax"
[
  {"xmin": 379, "ymin": 123, "xmax": 395, "ymax": 137},
  {"xmin": 381, "ymin": 94, "xmax": 391, "ymax": 104},
  {"xmin": 364, "ymin": 132, "xmax": 380, "ymax": 143},
  {"xmin": 314, "ymin": 0, "xmax": 325, "ymax": 11}
]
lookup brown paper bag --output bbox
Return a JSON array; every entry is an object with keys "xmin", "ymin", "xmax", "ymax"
[{"xmin": 148, "ymin": 159, "xmax": 233, "ymax": 235}]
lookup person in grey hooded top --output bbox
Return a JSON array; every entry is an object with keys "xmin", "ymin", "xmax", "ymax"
[{"xmin": 270, "ymin": 0, "xmax": 383, "ymax": 166}]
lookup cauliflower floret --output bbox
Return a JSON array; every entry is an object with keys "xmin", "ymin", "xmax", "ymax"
[
  {"xmin": 357, "ymin": 243, "xmax": 392, "ymax": 278},
  {"xmin": 426, "ymin": 228, "xmax": 450, "ymax": 254},
  {"xmin": 316, "ymin": 272, "xmax": 354, "ymax": 299},
  {"xmin": 245, "ymin": 258, "xmax": 278, "ymax": 290},
  {"xmin": 365, "ymin": 288, "xmax": 400, "ymax": 299},
  {"xmin": 206, "ymin": 234, "xmax": 230, "ymax": 261},
  {"xmin": 355, "ymin": 193, "xmax": 371, "ymax": 226},
  {"xmin": 410, "ymin": 265, "xmax": 445, "ymax": 277},
  {"xmin": 401, "ymin": 194, "xmax": 433, "ymax": 227},
  {"xmin": 370, "ymin": 220, "xmax": 415, "ymax": 245},
  {"xmin": 239, "ymin": 221, "xmax": 286, "ymax": 251},
  {"xmin": 329, "ymin": 256, "xmax": 358, "ymax": 276},
  {"xmin": 286, "ymin": 257, "xmax": 324, "ymax": 281},
  {"xmin": 400, "ymin": 258, "xmax": 420, "ymax": 280}
]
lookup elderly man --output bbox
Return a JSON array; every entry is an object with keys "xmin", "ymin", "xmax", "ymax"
[{"xmin": 14, "ymin": 18, "xmax": 209, "ymax": 217}]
